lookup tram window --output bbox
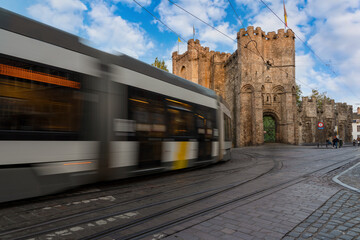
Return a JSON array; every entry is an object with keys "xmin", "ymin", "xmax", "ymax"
[
  {"xmin": 196, "ymin": 115, "xmax": 205, "ymax": 128},
  {"xmin": 0, "ymin": 57, "xmax": 82, "ymax": 133},
  {"xmin": 196, "ymin": 106, "xmax": 216, "ymax": 139},
  {"xmin": 128, "ymin": 87, "xmax": 166, "ymax": 137},
  {"xmin": 166, "ymin": 98, "xmax": 192, "ymax": 111},
  {"xmin": 168, "ymin": 109, "xmax": 195, "ymax": 137}
]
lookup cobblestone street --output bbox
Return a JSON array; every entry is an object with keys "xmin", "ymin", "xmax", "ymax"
[{"xmin": 284, "ymin": 190, "xmax": 360, "ymax": 240}]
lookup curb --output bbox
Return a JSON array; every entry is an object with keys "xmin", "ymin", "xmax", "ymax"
[{"xmin": 332, "ymin": 162, "xmax": 360, "ymax": 193}]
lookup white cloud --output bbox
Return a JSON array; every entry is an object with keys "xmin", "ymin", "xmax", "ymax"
[
  {"xmin": 235, "ymin": 0, "xmax": 261, "ymax": 14},
  {"xmin": 246, "ymin": 0, "xmax": 309, "ymax": 41},
  {"xmin": 305, "ymin": 0, "xmax": 360, "ymax": 106},
  {"xmin": 155, "ymin": 0, "xmax": 235, "ymax": 49},
  {"xmin": 47, "ymin": 0, "xmax": 87, "ymax": 12},
  {"xmin": 85, "ymin": 1, "xmax": 154, "ymax": 58},
  {"xmin": 27, "ymin": 0, "xmax": 86, "ymax": 34},
  {"xmin": 200, "ymin": 22, "xmax": 237, "ymax": 48}
]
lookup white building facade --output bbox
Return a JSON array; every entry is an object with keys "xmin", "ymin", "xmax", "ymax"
[
  {"xmin": 352, "ymin": 120, "xmax": 360, "ymax": 140},
  {"xmin": 352, "ymin": 107, "xmax": 360, "ymax": 141}
]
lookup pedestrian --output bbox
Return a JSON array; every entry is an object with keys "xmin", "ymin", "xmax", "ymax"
[
  {"xmin": 353, "ymin": 139, "xmax": 356, "ymax": 146},
  {"xmin": 333, "ymin": 136, "xmax": 339, "ymax": 149},
  {"xmin": 357, "ymin": 137, "xmax": 360, "ymax": 147},
  {"xmin": 327, "ymin": 138, "xmax": 332, "ymax": 148},
  {"xmin": 335, "ymin": 136, "xmax": 339, "ymax": 149}
]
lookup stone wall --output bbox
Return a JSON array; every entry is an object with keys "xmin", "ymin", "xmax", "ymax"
[
  {"xmin": 224, "ymin": 51, "xmax": 239, "ymax": 145},
  {"xmin": 298, "ymin": 98, "xmax": 353, "ymax": 144}
]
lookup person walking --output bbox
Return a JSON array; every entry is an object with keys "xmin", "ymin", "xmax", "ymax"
[
  {"xmin": 327, "ymin": 138, "xmax": 332, "ymax": 148},
  {"xmin": 333, "ymin": 136, "xmax": 339, "ymax": 149}
]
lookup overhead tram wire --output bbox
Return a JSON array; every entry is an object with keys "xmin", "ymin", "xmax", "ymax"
[
  {"xmin": 223, "ymin": 0, "xmax": 330, "ymax": 98},
  {"xmin": 134, "ymin": 0, "xmax": 356, "ymax": 101},
  {"xmin": 228, "ymin": 0, "xmax": 358, "ymax": 100},
  {"xmin": 167, "ymin": 0, "xmax": 297, "ymax": 91},
  {"xmin": 227, "ymin": 0, "xmax": 266, "ymax": 65},
  {"xmin": 135, "ymin": 0, "xmax": 264, "ymax": 61},
  {"xmin": 258, "ymin": 0, "xmax": 360, "ymax": 100},
  {"xmin": 258, "ymin": 0, "xmax": 337, "ymax": 76},
  {"xmin": 167, "ymin": 0, "xmax": 234, "ymax": 43},
  {"xmin": 227, "ymin": 0, "xmax": 326, "ymax": 98},
  {"xmin": 133, "ymin": 0, "xmax": 186, "ymax": 42},
  {"xmin": 166, "ymin": 0, "xmax": 264, "ymax": 60},
  {"xmin": 227, "ymin": 0, "xmax": 304, "ymax": 91}
]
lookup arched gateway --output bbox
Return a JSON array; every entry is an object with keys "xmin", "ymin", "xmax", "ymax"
[{"xmin": 263, "ymin": 114, "xmax": 277, "ymax": 143}]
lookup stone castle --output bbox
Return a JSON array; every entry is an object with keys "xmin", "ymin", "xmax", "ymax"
[{"xmin": 172, "ymin": 26, "xmax": 353, "ymax": 147}]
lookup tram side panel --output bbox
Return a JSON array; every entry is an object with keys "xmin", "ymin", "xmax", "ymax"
[{"xmin": 0, "ymin": 28, "xmax": 102, "ymax": 202}]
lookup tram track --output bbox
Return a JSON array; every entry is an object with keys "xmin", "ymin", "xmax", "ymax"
[
  {"xmin": 84, "ymin": 154, "xmax": 360, "ymax": 240},
  {"xmin": 1, "ymin": 149, "xmax": 358, "ymax": 240},
  {"xmin": 0, "ymin": 154, "xmax": 275, "ymax": 240},
  {"xmin": 4, "ymin": 152, "xmax": 259, "ymax": 214},
  {"xmin": 1, "ymin": 152, "xmax": 257, "ymax": 220}
]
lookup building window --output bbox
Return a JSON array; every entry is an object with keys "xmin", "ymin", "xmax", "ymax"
[{"xmin": 357, "ymin": 125, "xmax": 360, "ymax": 132}]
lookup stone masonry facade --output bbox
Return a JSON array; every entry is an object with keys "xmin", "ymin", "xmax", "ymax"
[
  {"xmin": 172, "ymin": 26, "xmax": 353, "ymax": 147},
  {"xmin": 172, "ymin": 40, "xmax": 231, "ymax": 98},
  {"xmin": 299, "ymin": 97, "xmax": 353, "ymax": 145}
]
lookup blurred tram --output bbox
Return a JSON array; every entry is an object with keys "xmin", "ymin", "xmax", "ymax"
[{"xmin": 0, "ymin": 8, "xmax": 232, "ymax": 203}]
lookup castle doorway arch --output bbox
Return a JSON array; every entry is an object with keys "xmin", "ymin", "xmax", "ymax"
[{"xmin": 263, "ymin": 112, "xmax": 280, "ymax": 143}]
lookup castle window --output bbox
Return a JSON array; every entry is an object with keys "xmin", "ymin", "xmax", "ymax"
[
  {"xmin": 274, "ymin": 96, "xmax": 277, "ymax": 102},
  {"xmin": 180, "ymin": 66, "xmax": 186, "ymax": 78}
]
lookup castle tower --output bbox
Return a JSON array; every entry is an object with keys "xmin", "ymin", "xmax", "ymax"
[
  {"xmin": 172, "ymin": 27, "xmax": 353, "ymax": 146},
  {"xmin": 226, "ymin": 26, "xmax": 297, "ymax": 146},
  {"xmin": 172, "ymin": 39, "xmax": 231, "ymax": 98}
]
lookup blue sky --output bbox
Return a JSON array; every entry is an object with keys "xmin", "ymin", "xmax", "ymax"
[{"xmin": 1, "ymin": 0, "xmax": 360, "ymax": 110}]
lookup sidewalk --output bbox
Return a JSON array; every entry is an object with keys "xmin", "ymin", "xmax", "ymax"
[{"xmin": 283, "ymin": 162, "xmax": 360, "ymax": 240}]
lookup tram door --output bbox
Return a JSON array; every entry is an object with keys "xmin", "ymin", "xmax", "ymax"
[
  {"xmin": 196, "ymin": 108, "xmax": 213, "ymax": 161},
  {"xmin": 129, "ymin": 88, "xmax": 165, "ymax": 169}
]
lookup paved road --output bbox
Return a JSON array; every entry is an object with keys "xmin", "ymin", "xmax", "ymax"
[
  {"xmin": 0, "ymin": 144, "xmax": 359, "ymax": 240},
  {"xmin": 153, "ymin": 144, "xmax": 360, "ymax": 240}
]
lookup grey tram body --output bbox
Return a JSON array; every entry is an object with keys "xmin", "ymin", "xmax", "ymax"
[{"xmin": 0, "ymin": 8, "xmax": 232, "ymax": 203}]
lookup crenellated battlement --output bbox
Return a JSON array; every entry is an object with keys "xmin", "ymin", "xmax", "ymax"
[
  {"xmin": 324, "ymin": 99, "xmax": 335, "ymax": 105},
  {"xmin": 186, "ymin": 39, "xmax": 230, "ymax": 56},
  {"xmin": 238, "ymin": 26, "xmax": 294, "ymax": 40}
]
